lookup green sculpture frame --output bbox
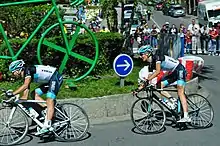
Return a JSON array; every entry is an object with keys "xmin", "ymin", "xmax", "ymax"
[{"xmin": 0, "ymin": 0, "xmax": 99, "ymax": 83}]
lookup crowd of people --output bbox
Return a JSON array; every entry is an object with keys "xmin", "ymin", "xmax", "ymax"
[{"xmin": 126, "ymin": 18, "xmax": 220, "ymax": 56}]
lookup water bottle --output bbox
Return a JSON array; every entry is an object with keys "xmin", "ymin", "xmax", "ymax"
[
  {"xmin": 39, "ymin": 109, "xmax": 47, "ymax": 121},
  {"xmin": 28, "ymin": 107, "xmax": 39, "ymax": 118},
  {"xmin": 177, "ymin": 99, "xmax": 181, "ymax": 113},
  {"xmin": 162, "ymin": 98, "xmax": 176, "ymax": 110}
]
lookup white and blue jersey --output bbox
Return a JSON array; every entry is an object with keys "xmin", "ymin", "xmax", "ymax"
[
  {"xmin": 150, "ymin": 55, "xmax": 186, "ymax": 86},
  {"xmin": 24, "ymin": 65, "xmax": 56, "ymax": 83},
  {"xmin": 154, "ymin": 55, "xmax": 179, "ymax": 72},
  {"xmin": 24, "ymin": 65, "xmax": 63, "ymax": 99}
]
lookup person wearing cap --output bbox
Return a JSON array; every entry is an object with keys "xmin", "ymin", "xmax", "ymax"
[{"xmin": 134, "ymin": 45, "xmax": 191, "ymax": 123}]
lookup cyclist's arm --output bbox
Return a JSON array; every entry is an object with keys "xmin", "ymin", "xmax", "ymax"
[
  {"xmin": 148, "ymin": 62, "xmax": 161, "ymax": 81},
  {"xmin": 13, "ymin": 77, "xmax": 31, "ymax": 95}
]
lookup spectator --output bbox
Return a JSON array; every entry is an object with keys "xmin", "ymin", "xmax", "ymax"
[
  {"xmin": 160, "ymin": 25, "xmax": 168, "ymax": 33},
  {"xmin": 188, "ymin": 19, "xmax": 200, "ymax": 54},
  {"xmin": 147, "ymin": 9, "xmax": 151, "ymax": 21},
  {"xmin": 179, "ymin": 24, "xmax": 186, "ymax": 57},
  {"xmin": 208, "ymin": 25, "xmax": 218, "ymax": 56},
  {"xmin": 216, "ymin": 22, "xmax": 220, "ymax": 56},
  {"xmin": 185, "ymin": 30, "xmax": 192, "ymax": 54},
  {"xmin": 165, "ymin": 22, "xmax": 170, "ymax": 32},
  {"xmin": 169, "ymin": 24, "xmax": 178, "ymax": 35},
  {"xmin": 150, "ymin": 24, "xmax": 160, "ymax": 49},
  {"xmin": 200, "ymin": 25, "xmax": 209, "ymax": 54}
]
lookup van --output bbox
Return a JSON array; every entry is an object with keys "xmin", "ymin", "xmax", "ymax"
[{"xmin": 197, "ymin": 0, "xmax": 220, "ymax": 27}]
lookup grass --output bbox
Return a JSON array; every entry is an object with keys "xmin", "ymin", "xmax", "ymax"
[{"xmin": 0, "ymin": 64, "xmax": 143, "ymax": 99}]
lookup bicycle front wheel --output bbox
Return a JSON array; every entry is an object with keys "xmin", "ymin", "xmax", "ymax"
[
  {"xmin": 131, "ymin": 98, "xmax": 166, "ymax": 134},
  {"xmin": 53, "ymin": 103, "xmax": 90, "ymax": 142},
  {"xmin": 187, "ymin": 94, "xmax": 214, "ymax": 128},
  {"xmin": 0, "ymin": 106, "xmax": 29, "ymax": 146}
]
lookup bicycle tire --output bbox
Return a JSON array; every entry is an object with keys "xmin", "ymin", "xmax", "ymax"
[
  {"xmin": 131, "ymin": 98, "xmax": 166, "ymax": 134},
  {"xmin": 0, "ymin": 106, "xmax": 29, "ymax": 146},
  {"xmin": 53, "ymin": 103, "xmax": 90, "ymax": 142},
  {"xmin": 37, "ymin": 20, "xmax": 99, "ymax": 82},
  {"xmin": 187, "ymin": 94, "xmax": 214, "ymax": 128}
]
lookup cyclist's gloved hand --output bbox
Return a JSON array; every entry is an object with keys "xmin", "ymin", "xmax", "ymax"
[
  {"xmin": 132, "ymin": 88, "xmax": 140, "ymax": 96},
  {"xmin": 5, "ymin": 90, "xmax": 14, "ymax": 98},
  {"xmin": 143, "ymin": 79, "xmax": 149, "ymax": 87}
]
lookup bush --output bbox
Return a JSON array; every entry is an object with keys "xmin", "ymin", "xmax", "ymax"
[
  {"xmin": 0, "ymin": 32, "xmax": 124, "ymax": 81},
  {"xmin": 0, "ymin": 4, "xmax": 64, "ymax": 38}
]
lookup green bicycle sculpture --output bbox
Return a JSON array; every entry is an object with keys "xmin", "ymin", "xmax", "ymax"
[{"xmin": 0, "ymin": 0, "xmax": 99, "ymax": 83}]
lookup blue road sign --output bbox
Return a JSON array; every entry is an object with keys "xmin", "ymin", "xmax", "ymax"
[{"xmin": 113, "ymin": 54, "xmax": 133, "ymax": 77}]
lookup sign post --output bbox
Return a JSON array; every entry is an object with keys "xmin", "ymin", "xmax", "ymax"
[{"xmin": 113, "ymin": 54, "xmax": 133, "ymax": 87}]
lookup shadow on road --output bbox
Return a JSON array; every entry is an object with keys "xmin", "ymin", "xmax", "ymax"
[
  {"xmin": 131, "ymin": 126, "xmax": 166, "ymax": 136},
  {"xmin": 194, "ymin": 65, "xmax": 218, "ymax": 82},
  {"xmin": 17, "ymin": 134, "xmax": 33, "ymax": 145},
  {"xmin": 37, "ymin": 132, "xmax": 92, "ymax": 144},
  {"xmin": 131, "ymin": 110, "xmax": 214, "ymax": 136}
]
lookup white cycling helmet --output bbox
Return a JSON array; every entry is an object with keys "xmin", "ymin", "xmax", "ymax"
[{"xmin": 9, "ymin": 60, "xmax": 25, "ymax": 73}]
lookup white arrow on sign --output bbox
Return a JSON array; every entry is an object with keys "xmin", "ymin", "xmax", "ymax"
[{"xmin": 116, "ymin": 60, "xmax": 130, "ymax": 71}]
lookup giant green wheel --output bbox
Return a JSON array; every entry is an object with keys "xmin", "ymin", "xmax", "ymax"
[{"xmin": 37, "ymin": 21, "xmax": 99, "ymax": 82}]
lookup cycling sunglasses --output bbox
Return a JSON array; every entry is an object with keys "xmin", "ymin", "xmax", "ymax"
[{"xmin": 139, "ymin": 52, "xmax": 151, "ymax": 57}]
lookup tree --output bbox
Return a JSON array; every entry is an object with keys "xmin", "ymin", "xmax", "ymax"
[{"xmin": 100, "ymin": 0, "xmax": 118, "ymax": 32}]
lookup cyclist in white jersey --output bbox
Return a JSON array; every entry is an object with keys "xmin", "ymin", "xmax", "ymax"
[
  {"xmin": 136, "ymin": 45, "xmax": 191, "ymax": 123},
  {"xmin": 8, "ymin": 60, "xmax": 63, "ymax": 135}
]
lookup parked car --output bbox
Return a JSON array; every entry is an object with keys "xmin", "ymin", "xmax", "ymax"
[
  {"xmin": 169, "ymin": 5, "xmax": 186, "ymax": 17},
  {"xmin": 156, "ymin": 2, "xmax": 163, "ymax": 11},
  {"xmin": 163, "ymin": 4, "xmax": 185, "ymax": 17}
]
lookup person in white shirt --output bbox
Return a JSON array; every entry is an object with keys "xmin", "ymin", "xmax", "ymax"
[{"xmin": 188, "ymin": 19, "xmax": 200, "ymax": 54}]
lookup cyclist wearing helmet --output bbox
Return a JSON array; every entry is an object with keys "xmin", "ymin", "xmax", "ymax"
[
  {"xmin": 9, "ymin": 60, "xmax": 63, "ymax": 135},
  {"xmin": 137, "ymin": 45, "xmax": 191, "ymax": 123}
]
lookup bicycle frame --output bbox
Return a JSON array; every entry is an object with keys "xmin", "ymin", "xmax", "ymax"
[
  {"xmin": 0, "ymin": 0, "xmax": 70, "ymax": 61},
  {"xmin": 144, "ymin": 86, "xmax": 183, "ymax": 119},
  {"xmin": 7, "ymin": 99, "xmax": 69, "ymax": 129},
  {"xmin": 144, "ymin": 86, "xmax": 200, "ymax": 120}
]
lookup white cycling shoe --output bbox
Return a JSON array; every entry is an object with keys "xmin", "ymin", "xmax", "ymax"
[{"xmin": 177, "ymin": 117, "xmax": 192, "ymax": 123}]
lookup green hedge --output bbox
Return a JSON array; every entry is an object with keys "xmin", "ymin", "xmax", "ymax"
[{"xmin": 0, "ymin": 32, "xmax": 124, "ymax": 80}]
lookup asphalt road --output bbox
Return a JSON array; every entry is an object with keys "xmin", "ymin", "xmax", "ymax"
[{"xmin": 17, "ymin": 58, "xmax": 219, "ymax": 146}]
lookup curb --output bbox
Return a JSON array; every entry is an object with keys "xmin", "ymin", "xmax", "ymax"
[{"xmin": 58, "ymin": 77, "xmax": 201, "ymax": 124}]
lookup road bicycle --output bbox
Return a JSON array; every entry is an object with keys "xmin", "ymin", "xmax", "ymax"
[
  {"xmin": 0, "ymin": 0, "xmax": 99, "ymax": 82},
  {"xmin": 0, "ymin": 88, "xmax": 89, "ymax": 146},
  {"xmin": 131, "ymin": 84, "xmax": 214, "ymax": 134}
]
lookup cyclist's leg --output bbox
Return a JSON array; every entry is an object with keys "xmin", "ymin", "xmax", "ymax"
[
  {"xmin": 46, "ymin": 72, "xmax": 63, "ymax": 124},
  {"xmin": 34, "ymin": 83, "xmax": 49, "ymax": 107},
  {"xmin": 36, "ymin": 71, "xmax": 63, "ymax": 135},
  {"xmin": 176, "ymin": 64, "xmax": 191, "ymax": 122},
  {"xmin": 160, "ymin": 72, "xmax": 176, "ymax": 99}
]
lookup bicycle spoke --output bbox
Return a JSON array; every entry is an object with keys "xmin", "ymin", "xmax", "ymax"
[
  {"xmin": 69, "ymin": 25, "xmax": 81, "ymax": 49},
  {"xmin": 42, "ymin": 39, "xmax": 67, "ymax": 53},
  {"xmin": 69, "ymin": 51, "xmax": 94, "ymax": 64}
]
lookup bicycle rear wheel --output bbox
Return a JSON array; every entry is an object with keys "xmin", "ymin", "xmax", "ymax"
[
  {"xmin": 53, "ymin": 103, "xmax": 89, "ymax": 142},
  {"xmin": 0, "ymin": 106, "xmax": 29, "ymax": 146},
  {"xmin": 131, "ymin": 98, "xmax": 166, "ymax": 134},
  {"xmin": 187, "ymin": 94, "xmax": 214, "ymax": 128}
]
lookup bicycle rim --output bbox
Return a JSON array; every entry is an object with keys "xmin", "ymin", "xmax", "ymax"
[
  {"xmin": 0, "ymin": 106, "xmax": 29, "ymax": 146},
  {"xmin": 131, "ymin": 98, "xmax": 166, "ymax": 134},
  {"xmin": 53, "ymin": 103, "xmax": 90, "ymax": 142},
  {"xmin": 187, "ymin": 94, "xmax": 214, "ymax": 128}
]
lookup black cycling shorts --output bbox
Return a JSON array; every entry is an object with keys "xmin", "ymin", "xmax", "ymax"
[
  {"xmin": 35, "ymin": 71, "xmax": 63, "ymax": 99},
  {"xmin": 161, "ymin": 63, "xmax": 186, "ymax": 86}
]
